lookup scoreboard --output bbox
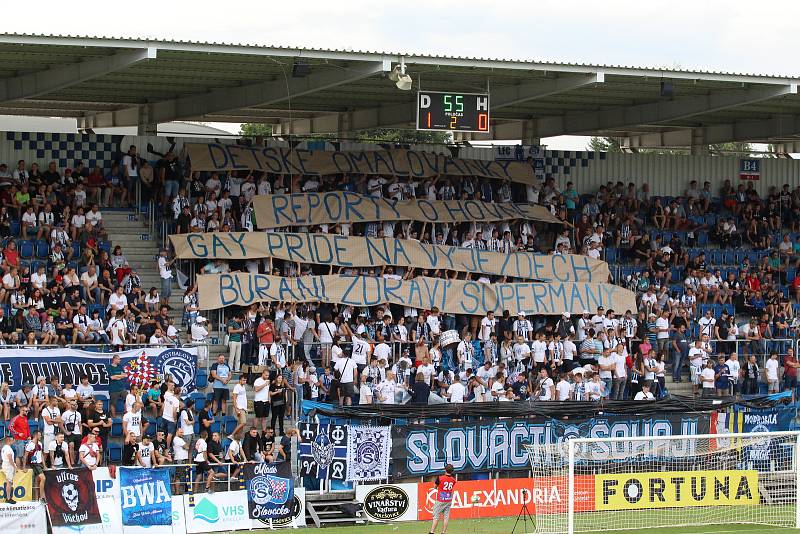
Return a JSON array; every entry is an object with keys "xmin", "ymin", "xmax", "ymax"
[{"xmin": 416, "ymin": 91, "xmax": 490, "ymax": 132}]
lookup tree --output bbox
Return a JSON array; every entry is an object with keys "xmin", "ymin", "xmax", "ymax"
[
  {"xmin": 238, "ymin": 123, "xmax": 451, "ymax": 144},
  {"xmin": 239, "ymin": 123, "xmax": 273, "ymax": 137},
  {"xmin": 709, "ymin": 142, "xmax": 753, "ymax": 156},
  {"xmin": 587, "ymin": 136, "xmax": 623, "ymax": 152}
]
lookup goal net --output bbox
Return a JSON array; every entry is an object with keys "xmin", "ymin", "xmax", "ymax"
[{"xmin": 525, "ymin": 431, "xmax": 800, "ymax": 534}]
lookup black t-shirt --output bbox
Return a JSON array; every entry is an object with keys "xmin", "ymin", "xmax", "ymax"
[
  {"xmin": 153, "ymin": 438, "xmax": 169, "ymax": 459},
  {"xmin": 177, "ymin": 212, "xmax": 192, "ymax": 233},
  {"xmin": 260, "ymin": 434, "xmax": 275, "ymax": 454},
  {"xmin": 207, "ymin": 439, "xmax": 223, "ymax": 463},
  {"xmin": 90, "ymin": 411, "xmax": 110, "ymax": 437},
  {"xmin": 122, "ymin": 442, "xmax": 137, "ymax": 466},
  {"xmin": 242, "ymin": 434, "xmax": 260, "ymax": 459},
  {"xmin": 200, "ymin": 410, "xmax": 215, "ymax": 431},
  {"xmin": 42, "ymin": 170, "xmax": 60, "ymax": 186},
  {"xmin": 269, "ymin": 384, "xmax": 287, "ymax": 406},
  {"xmin": 279, "ymin": 435, "xmax": 291, "ymax": 462}
]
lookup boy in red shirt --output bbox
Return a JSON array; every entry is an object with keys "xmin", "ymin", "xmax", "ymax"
[{"xmin": 430, "ymin": 463, "xmax": 457, "ymax": 534}]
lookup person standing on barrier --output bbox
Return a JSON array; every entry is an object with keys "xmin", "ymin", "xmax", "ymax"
[
  {"xmin": 429, "ymin": 463, "xmax": 457, "ymax": 534},
  {"xmin": 190, "ymin": 316, "xmax": 209, "ymax": 363},
  {"xmin": 269, "ymin": 375, "xmax": 288, "ymax": 435},
  {"xmin": 2, "ymin": 434, "xmax": 16, "ymax": 504},
  {"xmin": 210, "ymin": 354, "xmax": 231, "ymax": 416},
  {"xmin": 226, "ymin": 314, "xmax": 244, "ymax": 373}
]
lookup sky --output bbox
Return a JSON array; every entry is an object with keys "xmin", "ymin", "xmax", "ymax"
[{"xmin": 5, "ymin": 0, "xmax": 800, "ymax": 149}]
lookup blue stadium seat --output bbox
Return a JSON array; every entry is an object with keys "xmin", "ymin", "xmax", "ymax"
[
  {"xmin": 35, "ymin": 239, "xmax": 49, "ymax": 258},
  {"xmin": 99, "ymin": 241, "xmax": 112, "ymax": 255},
  {"xmin": 723, "ymin": 250, "xmax": 735, "ymax": 265},
  {"xmin": 115, "ymin": 398, "xmax": 125, "ymax": 414},
  {"xmin": 71, "ymin": 242, "xmax": 80, "ymax": 258},
  {"xmin": 9, "ymin": 220, "xmax": 19, "ymax": 237},
  {"xmin": 222, "ymin": 415, "xmax": 237, "ymax": 435},
  {"xmin": 196, "ymin": 370, "xmax": 208, "ymax": 389},
  {"xmin": 30, "ymin": 260, "xmax": 44, "ymax": 273},
  {"xmin": 788, "ymin": 269, "xmax": 797, "ymax": 283},
  {"xmin": 144, "ymin": 418, "xmax": 157, "ymax": 437},
  {"xmin": 605, "ymin": 248, "xmax": 618, "ymax": 263},
  {"xmin": 111, "ymin": 417, "xmax": 123, "ymax": 437},
  {"xmin": 108, "ymin": 443, "xmax": 122, "ymax": 463},
  {"xmin": 210, "ymin": 420, "xmax": 222, "ymax": 434},
  {"xmin": 18, "ymin": 240, "xmax": 33, "ymax": 259}
]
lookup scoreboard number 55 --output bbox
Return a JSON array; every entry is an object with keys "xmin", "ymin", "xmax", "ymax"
[{"xmin": 417, "ymin": 91, "xmax": 490, "ymax": 132}]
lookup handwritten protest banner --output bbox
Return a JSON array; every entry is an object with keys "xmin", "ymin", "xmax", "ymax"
[
  {"xmin": 185, "ymin": 143, "xmax": 537, "ymax": 185},
  {"xmin": 196, "ymin": 273, "xmax": 636, "ymax": 315},
  {"xmin": 170, "ymin": 232, "xmax": 608, "ymax": 282},
  {"xmin": 252, "ymin": 192, "xmax": 562, "ymax": 228}
]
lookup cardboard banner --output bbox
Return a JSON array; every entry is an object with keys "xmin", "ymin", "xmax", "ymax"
[
  {"xmin": 170, "ymin": 232, "xmax": 607, "ymax": 282},
  {"xmin": 0, "ymin": 347, "xmax": 198, "ymax": 397},
  {"xmin": 252, "ymin": 192, "xmax": 562, "ymax": 228},
  {"xmin": 196, "ymin": 273, "xmax": 637, "ymax": 316},
  {"xmin": 119, "ymin": 467, "xmax": 172, "ymax": 526},
  {"xmin": 44, "ymin": 468, "xmax": 101, "ymax": 527},
  {"xmin": 186, "ymin": 143, "xmax": 537, "ymax": 185},
  {"xmin": 391, "ymin": 413, "xmax": 711, "ymax": 476}
]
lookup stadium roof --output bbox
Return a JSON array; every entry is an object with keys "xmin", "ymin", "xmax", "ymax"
[{"xmin": 2, "ymin": 33, "xmax": 800, "ymax": 148}]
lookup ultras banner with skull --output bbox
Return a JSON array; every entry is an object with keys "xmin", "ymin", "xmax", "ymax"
[
  {"xmin": 0, "ymin": 347, "xmax": 198, "ymax": 396},
  {"xmin": 298, "ymin": 422, "xmax": 348, "ymax": 480},
  {"xmin": 44, "ymin": 467, "xmax": 101, "ymax": 526}
]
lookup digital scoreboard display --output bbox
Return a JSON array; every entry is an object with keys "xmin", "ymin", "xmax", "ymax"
[{"xmin": 416, "ymin": 91, "xmax": 490, "ymax": 132}]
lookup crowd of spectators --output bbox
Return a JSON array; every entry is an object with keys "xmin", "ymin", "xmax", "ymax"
[{"xmin": 4, "ymin": 140, "xmax": 800, "ymax": 503}]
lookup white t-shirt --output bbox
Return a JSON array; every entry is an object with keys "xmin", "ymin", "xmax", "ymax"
[
  {"xmin": 1, "ymin": 444, "xmax": 14, "ymax": 469},
  {"xmin": 447, "ymin": 381, "xmax": 466, "ymax": 403},
  {"xmin": 254, "ymin": 377, "xmax": 270, "ymax": 402},
  {"xmin": 688, "ymin": 347, "xmax": 706, "ymax": 368},
  {"xmin": 162, "ymin": 392, "xmax": 180, "ymax": 422},
  {"xmin": 376, "ymin": 381, "xmax": 397, "ymax": 404},
  {"xmin": 123, "ymin": 410, "xmax": 143, "ymax": 436},
  {"xmin": 634, "ymin": 391, "xmax": 655, "ymax": 400},
  {"xmin": 41, "ymin": 405, "xmax": 61, "ymax": 435},
  {"xmin": 351, "ymin": 337, "xmax": 370, "ymax": 366},
  {"xmin": 335, "ymin": 358, "xmax": 357, "ymax": 384},
  {"xmin": 138, "ymin": 442, "xmax": 155, "ymax": 467},
  {"xmin": 655, "ymin": 318, "xmax": 670, "ymax": 339},
  {"xmin": 158, "ymin": 257, "xmax": 172, "ymax": 280},
  {"xmin": 598, "ymin": 355, "xmax": 614, "ymax": 379},
  {"xmin": 373, "ymin": 343, "xmax": 392, "ymax": 362},
  {"xmin": 613, "ymin": 353, "xmax": 627, "ymax": 378},
  {"xmin": 418, "ymin": 364, "xmax": 435, "ymax": 384},
  {"xmin": 24, "ymin": 440, "xmax": 43, "ymax": 464},
  {"xmin": 63, "ymin": 410, "xmax": 82, "ymax": 436},
  {"xmin": 479, "ymin": 317, "xmax": 495, "ymax": 341},
  {"xmin": 726, "ymin": 359, "xmax": 741, "ymax": 383},
  {"xmin": 556, "ymin": 380, "xmax": 572, "ymax": 401},
  {"xmin": 531, "ymin": 340, "xmax": 547, "ymax": 363},
  {"xmin": 193, "ymin": 438, "xmax": 207, "ymax": 462},
  {"xmin": 173, "ymin": 435, "xmax": 189, "ymax": 461},
  {"xmin": 701, "ymin": 367, "xmax": 716, "ymax": 388},
  {"xmin": 179, "ymin": 410, "xmax": 194, "ymax": 437},
  {"xmin": 233, "ymin": 383, "xmax": 248, "ymax": 410},
  {"xmin": 765, "ymin": 359, "xmax": 779, "ymax": 380},
  {"xmin": 79, "ymin": 442, "xmax": 100, "ymax": 467},
  {"xmin": 48, "ymin": 440, "xmax": 70, "ymax": 467},
  {"xmin": 538, "ymin": 377, "xmax": 555, "ymax": 400}
]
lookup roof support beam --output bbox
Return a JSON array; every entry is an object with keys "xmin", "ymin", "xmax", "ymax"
[
  {"xmin": 535, "ymin": 84, "xmax": 798, "ymax": 137},
  {"xmin": 492, "ymin": 72, "xmax": 604, "ymax": 109},
  {"xmin": 0, "ymin": 48, "xmax": 156, "ymax": 103},
  {"xmin": 88, "ymin": 60, "xmax": 391, "ymax": 128}
]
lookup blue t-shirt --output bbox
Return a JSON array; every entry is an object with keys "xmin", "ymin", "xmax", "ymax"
[
  {"xmin": 714, "ymin": 363, "xmax": 730, "ymax": 390},
  {"xmin": 211, "ymin": 362, "xmax": 231, "ymax": 389}
]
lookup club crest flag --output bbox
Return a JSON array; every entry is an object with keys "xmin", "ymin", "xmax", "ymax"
[
  {"xmin": 299, "ymin": 422, "xmax": 348, "ymax": 480},
  {"xmin": 119, "ymin": 467, "xmax": 173, "ymax": 526},
  {"xmin": 346, "ymin": 426, "xmax": 391, "ymax": 482},
  {"xmin": 244, "ymin": 462, "xmax": 294, "ymax": 521},
  {"xmin": 43, "ymin": 468, "xmax": 101, "ymax": 526}
]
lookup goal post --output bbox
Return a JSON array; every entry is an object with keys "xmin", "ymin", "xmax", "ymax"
[{"xmin": 525, "ymin": 430, "xmax": 800, "ymax": 534}]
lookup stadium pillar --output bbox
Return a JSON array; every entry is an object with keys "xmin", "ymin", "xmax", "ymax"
[
  {"xmin": 137, "ymin": 105, "xmax": 157, "ymax": 136},
  {"xmin": 337, "ymin": 112, "xmax": 352, "ymax": 140},
  {"xmin": 690, "ymin": 127, "xmax": 709, "ymax": 155},
  {"xmin": 521, "ymin": 119, "xmax": 540, "ymax": 145}
]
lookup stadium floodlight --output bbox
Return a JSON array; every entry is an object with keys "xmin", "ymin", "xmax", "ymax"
[
  {"xmin": 525, "ymin": 430, "xmax": 800, "ymax": 534},
  {"xmin": 389, "ymin": 59, "xmax": 413, "ymax": 91}
]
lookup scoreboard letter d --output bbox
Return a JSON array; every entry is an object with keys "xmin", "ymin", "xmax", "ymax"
[{"xmin": 420, "ymin": 94, "xmax": 431, "ymax": 108}]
